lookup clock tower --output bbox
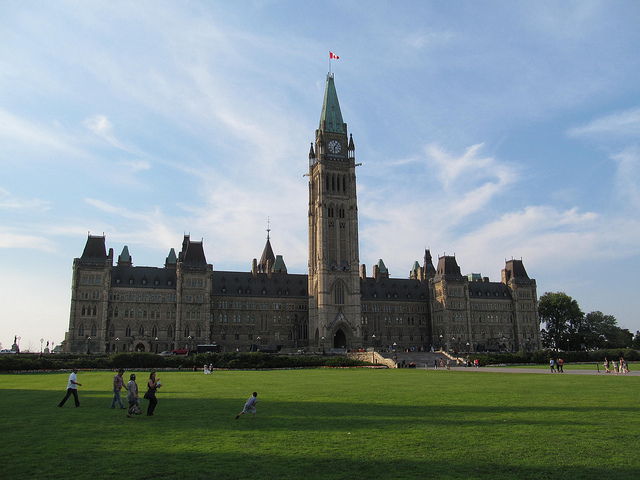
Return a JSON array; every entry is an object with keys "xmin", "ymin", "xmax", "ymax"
[{"xmin": 308, "ymin": 73, "xmax": 362, "ymax": 349}]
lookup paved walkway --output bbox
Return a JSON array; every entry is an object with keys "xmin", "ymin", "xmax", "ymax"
[{"xmin": 428, "ymin": 366, "xmax": 640, "ymax": 376}]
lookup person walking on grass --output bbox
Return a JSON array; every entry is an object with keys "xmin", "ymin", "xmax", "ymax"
[
  {"xmin": 144, "ymin": 371, "xmax": 161, "ymax": 416},
  {"xmin": 111, "ymin": 368, "xmax": 127, "ymax": 409},
  {"xmin": 604, "ymin": 357, "xmax": 610, "ymax": 374},
  {"xmin": 549, "ymin": 358, "xmax": 556, "ymax": 373},
  {"xmin": 235, "ymin": 392, "xmax": 258, "ymax": 419},
  {"xmin": 58, "ymin": 368, "xmax": 82, "ymax": 407},
  {"xmin": 126, "ymin": 374, "xmax": 140, "ymax": 417},
  {"xmin": 557, "ymin": 358, "xmax": 564, "ymax": 373}
]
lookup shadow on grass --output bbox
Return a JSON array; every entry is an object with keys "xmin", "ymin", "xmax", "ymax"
[{"xmin": 2, "ymin": 388, "xmax": 639, "ymax": 479}]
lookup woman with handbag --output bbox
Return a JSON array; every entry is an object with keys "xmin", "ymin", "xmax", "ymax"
[{"xmin": 144, "ymin": 371, "xmax": 161, "ymax": 416}]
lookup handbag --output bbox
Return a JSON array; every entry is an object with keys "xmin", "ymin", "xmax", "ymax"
[{"xmin": 143, "ymin": 391, "xmax": 151, "ymax": 400}]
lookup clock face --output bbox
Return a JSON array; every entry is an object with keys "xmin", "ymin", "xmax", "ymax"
[{"xmin": 327, "ymin": 140, "xmax": 342, "ymax": 154}]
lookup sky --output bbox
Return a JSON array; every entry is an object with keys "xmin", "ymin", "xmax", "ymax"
[{"xmin": 1, "ymin": 0, "xmax": 639, "ymax": 352}]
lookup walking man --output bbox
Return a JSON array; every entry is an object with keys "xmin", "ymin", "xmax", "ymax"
[
  {"xmin": 111, "ymin": 368, "xmax": 127, "ymax": 409},
  {"xmin": 235, "ymin": 392, "xmax": 258, "ymax": 419},
  {"xmin": 58, "ymin": 368, "xmax": 82, "ymax": 407}
]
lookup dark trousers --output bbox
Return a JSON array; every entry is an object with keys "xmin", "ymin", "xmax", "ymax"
[
  {"xmin": 59, "ymin": 388, "xmax": 80, "ymax": 407},
  {"xmin": 147, "ymin": 394, "xmax": 157, "ymax": 416}
]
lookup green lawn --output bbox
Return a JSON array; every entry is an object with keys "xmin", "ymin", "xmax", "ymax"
[{"xmin": 1, "ymin": 369, "xmax": 638, "ymax": 480}]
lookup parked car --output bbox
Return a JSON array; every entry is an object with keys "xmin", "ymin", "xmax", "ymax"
[
  {"xmin": 0, "ymin": 349, "xmax": 17, "ymax": 354},
  {"xmin": 158, "ymin": 351, "xmax": 173, "ymax": 356}
]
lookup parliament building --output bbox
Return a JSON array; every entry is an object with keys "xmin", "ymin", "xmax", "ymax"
[{"xmin": 63, "ymin": 74, "xmax": 540, "ymax": 354}]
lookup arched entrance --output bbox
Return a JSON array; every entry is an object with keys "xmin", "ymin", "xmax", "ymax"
[
  {"xmin": 333, "ymin": 329, "xmax": 346, "ymax": 349},
  {"xmin": 135, "ymin": 343, "xmax": 145, "ymax": 352}
]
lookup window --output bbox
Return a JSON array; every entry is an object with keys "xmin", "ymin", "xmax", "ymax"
[
  {"xmin": 167, "ymin": 325, "xmax": 174, "ymax": 338},
  {"xmin": 77, "ymin": 323, "xmax": 85, "ymax": 336},
  {"xmin": 151, "ymin": 325, "xmax": 158, "ymax": 337},
  {"xmin": 334, "ymin": 281, "xmax": 344, "ymax": 304},
  {"xmin": 125, "ymin": 325, "xmax": 131, "ymax": 337},
  {"xmin": 139, "ymin": 325, "xmax": 144, "ymax": 336}
]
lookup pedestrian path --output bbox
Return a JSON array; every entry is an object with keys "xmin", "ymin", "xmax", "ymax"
[{"xmin": 438, "ymin": 366, "xmax": 640, "ymax": 376}]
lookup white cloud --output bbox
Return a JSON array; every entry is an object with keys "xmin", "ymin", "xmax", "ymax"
[
  {"xmin": 611, "ymin": 146, "xmax": 640, "ymax": 208},
  {"xmin": 0, "ymin": 109, "xmax": 86, "ymax": 158},
  {"xmin": 0, "ymin": 231, "xmax": 56, "ymax": 251},
  {"xmin": 0, "ymin": 188, "xmax": 50, "ymax": 211},
  {"xmin": 568, "ymin": 107, "xmax": 640, "ymax": 138}
]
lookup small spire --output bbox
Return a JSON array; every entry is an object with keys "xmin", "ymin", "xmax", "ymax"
[
  {"xmin": 309, "ymin": 143, "xmax": 315, "ymax": 159},
  {"xmin": 266, "ymin": 217, "xmax": 271, "ymax": 240}
]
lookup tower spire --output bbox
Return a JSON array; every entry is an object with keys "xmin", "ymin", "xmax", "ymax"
[{"xmin": 319, "ymin": 73, "xmax": 346, "ymax": 134}]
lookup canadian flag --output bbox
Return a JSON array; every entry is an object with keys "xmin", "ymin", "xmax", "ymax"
[{"xmin": 329, "ymin": 51, "xmax": 340, "ymax": 59}]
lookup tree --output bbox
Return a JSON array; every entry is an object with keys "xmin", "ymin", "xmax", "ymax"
[
  {"xmin": 633, "ymin": 331, "xmax": 640, "ymax": 350},
  {"xmin": 538, "ymin": 292, "xmax": 583, "ymax": 351},
  {"xmin": 580, "ymin": 311, "xmax": 632, "ymax": 349}
]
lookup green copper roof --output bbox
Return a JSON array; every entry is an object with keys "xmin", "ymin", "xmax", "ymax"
[
  {"xmin": 165, "ymin": 248, "xmax": 177, "ymax": 265},
  {"xmin": 118, "ymin": 245, "xmax": 131, "ymax": 262},
  {"xmin": 319, "ymin": 73, "xmax": 345, "ymax": 134},
  {"xmin": 412, "ymin": 261, "xmax": 420, "ymax": 271},
  {"xmin": 376, "ymin": 259, "xmax": 388, "ymax": 273}
]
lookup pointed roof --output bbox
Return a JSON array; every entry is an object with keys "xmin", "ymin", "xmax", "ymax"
[
  {"xmin": 319, "ymin": 73, "xmax": 346, "ymax": 134},
  {"xmin": 182, "ymin": 240, "xmax": 207, "ymax": 266},
  {"xmin": 165, "ymin": 248, "xmax": 177, "ymax": 266},
  {"xmin": 272, "ymin": 255, "xmax": 287, "ymax": 274},
  {"xmin": 376, "ymin": 259, "xmax": 388, "ymax": 274},
  {"xmin": 424, "ymin": 249, "xmax": 436, "ymax": 277},
  {"xmin": 436, "ymin": 255, "xmax": 463, "ymax": 279},
  {"xmin": 258, "ymin": 238, "xmax": 276, "ymax": 272},
  {"xmin": 118, "ymin": 246, "xmax": 131, "ymax": 262}
]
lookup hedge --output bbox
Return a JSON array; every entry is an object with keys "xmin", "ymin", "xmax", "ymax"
[
  {"xmin": 0, "ymin": 352, "xmax": 371, "ymax": 372},
  {"xmin": 468, "ymin": 348, "xmax": 640, "ymax": 367}
]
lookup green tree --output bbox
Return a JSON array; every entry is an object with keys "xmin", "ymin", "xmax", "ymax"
[
  {"xmin": 538, "ymin": 292, "xmax": 583, "ymax": 351},
  {"xmin": 633, "ymin": 330, "xmax": 640, "ymax": 349},
  {"xmin": 580, "ymin": 311, "xmax": 633, "ymax": 349}
]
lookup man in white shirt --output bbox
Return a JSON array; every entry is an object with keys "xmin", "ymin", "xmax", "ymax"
[
  {"xmin": 58, "ymin": 368, "xmax": 82, "ymax": 407},
  {"xmin": 235, "ymin": 392, "xmax": 258, "ymax": 419}
]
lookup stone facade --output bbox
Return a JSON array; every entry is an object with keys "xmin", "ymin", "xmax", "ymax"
[{"xmin": 64, "ymin": 73, "xmax": 540, "ymax": 354}]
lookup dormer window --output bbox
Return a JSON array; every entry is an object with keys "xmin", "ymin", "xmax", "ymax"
[{"xmin": 129, "ymin": 278, "xmax": 134, "ymax": 285}]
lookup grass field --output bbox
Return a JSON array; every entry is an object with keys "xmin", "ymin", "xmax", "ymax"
[{"xmin": 2, "ymin": 368, "xmax": 638, "ymax": 480}]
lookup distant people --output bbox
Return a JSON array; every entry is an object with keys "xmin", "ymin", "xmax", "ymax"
[
  {"xmin": 204, "ymin": 364, "xmax": 210, "ymax": 374},
  {"xmin": 235, "ymin": 392, "xmax": 258, "ymax": 419},
  {"xmin": 111, "ymin": 368, "xmax": 127, "ymax": 409},
  {"xmin": 433, "ymin": 359, "xmax": 438, "ymax": 370},
  {"xmin": 620, "ymin": 357, "xmax": 628, "ymax": 374},
  {"xmin": 549, "ymin": 358, "xmax": 556, "ymax": 373},
  {"xmin": 144, "ymin": 371, "xmax": 161, "ymax": 416},
  {"xmin": 557, "ymin": 358, "xmax": 564, "ymax": 373},
  {"xmin": 126, "ymin": 374, "xmax": 140, "ymax": 417},
  {"xmin": 604, "ymin": 357, "xmax": 610, "ymax": 374},
  {"xmin": 474, "ymin": 358, "xmax": 479, "ymax": 368},
  {"xmin": 446, "ymin": 359, "xmax": 451, "ymax": 370},
  {"xmin": 58, "ymin": 368, "xmax": 82, "ymax": 407},
  {"xmin": 209, "ymin": 363, "xmax": 214, "ymax": 373}
]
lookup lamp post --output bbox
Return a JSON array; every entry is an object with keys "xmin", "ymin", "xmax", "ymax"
[
  {"xmin": 393, "ymin": 342, "xmax": 397, "ymax": 352},
  {"xmin": 155, "ymin": 337, "xmax": 159, "ymax": 354},
  {"xmin": 439, "ymin": 334, "xmax": 443, "ymax": 351},
  {"xmin": 86, "ymin": 336, "xmax": 92, "ymax": 354},
  {"xmin": 466, "ymin": 341, "xmax": 470, "ymax": 353},
  {"xmin": 321, "ymin": 336, "xmax": 325, "ymax": 355},
  {"xmin": 187, "ymin": 335, "xmax": 192, "ymax": 354},
  {"xmin": 115, "ymin": 337, "xmax": 120, "ymax": 353},
  {"xmin": 371, "ymin": 334, "xmax": 376, "ymax": 364},
  {"xmin": 256, "ymin": 336, "xmax": 261, "ymax": 352}
]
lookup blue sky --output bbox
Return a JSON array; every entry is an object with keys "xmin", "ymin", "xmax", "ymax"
[{"xmin": 1, "ymin": 0, "xmax": 639, "ymax": 351}]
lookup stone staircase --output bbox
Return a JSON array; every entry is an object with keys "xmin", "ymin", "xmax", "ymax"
[{"xmin": 377, "ymin": 350, "xmax": 467, "ymax": 368}]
